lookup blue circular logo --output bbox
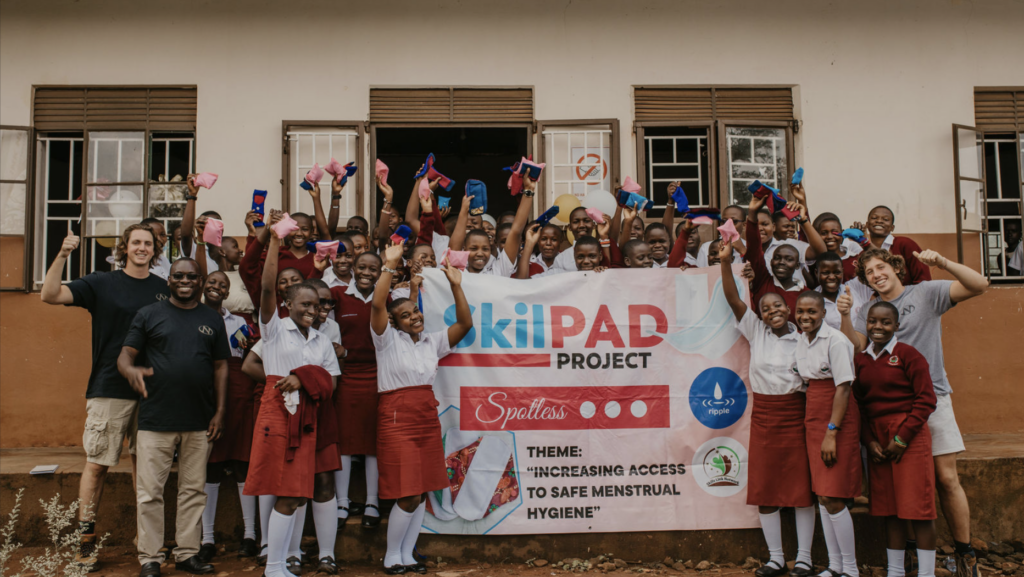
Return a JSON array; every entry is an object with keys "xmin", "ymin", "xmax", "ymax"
[{"xmin": 688, "ymin": 367, "xmax": 748, "ymax": 429}]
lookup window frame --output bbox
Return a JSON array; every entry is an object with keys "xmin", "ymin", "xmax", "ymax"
[
  {"xmin": 281, "ymin": 120, "xmax": 365, "ymax": 231},
  {"xmin": 951, "ymin": 124, "xmax": 989, "ymax": 266},
  {"xmin": 535, "ymin": 118, "xmax": 620, "ymax": 216},
  {"xmin": 635, "ymin": 120, "xmax": 717, "ymax": 218},
  {"xmin": 0, "ymin": 125, "xmax": 34, "ymax": 292},
  {"xmin": 716, "ymin": 119, "xmax": 795, "ymax": 209}
]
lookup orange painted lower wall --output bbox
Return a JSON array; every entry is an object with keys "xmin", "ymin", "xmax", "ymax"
[{"xmin": 1, "ymin": 233, "xmax": 1022, "ymax": 448}]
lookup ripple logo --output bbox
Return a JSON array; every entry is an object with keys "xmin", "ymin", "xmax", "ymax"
[
  {"xmin": 691, "ymin": 437, "xmax": 747, "ymax": 497},
  {"xmin": 688, "ymin": 367, "xmax": 747, "ymax": 429}
]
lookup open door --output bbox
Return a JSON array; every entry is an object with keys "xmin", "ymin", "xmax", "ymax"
[
  {"xmin": 952, "ymin": 124, "xmax": 987, "ymax": 264},
  {"xmin": 536, "ymin": 119, "xmax": 620, "ymax": 220}
]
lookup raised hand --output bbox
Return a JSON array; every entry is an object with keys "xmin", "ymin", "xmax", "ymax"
[
  {"xmin": 186, "ymin": 174, "xmax": 199, "ymax": 198},
  {"xmin": 523, "ymin": 223, "xmax": 541, "ymax": 247},
  {"xmin": 836, "ymin": 285, "xmax": 854, "ymax": 316},
  {"xmin": 419, "ymin": 191, "xmax": 433, "ymax": 212},
  {"xmin": 913, "ymin": 249, "xmax": 948, "ymax": 269},
  {"xmin": 748, "ymin": 193, "xmax": 767, "ymax": 215},
  {"xmin": 523, "ymin": 174, "xmax": 537, "ymax": 194},
  {"xmin": 740, "ymin": 262, "xmax": 755, "ymax": 281},
  {"xmin": 443, "ymin": 260, "xmax": 463, "ymax": 286},
  {"xmin": 383, "ymin": 242, "xmax": 404, "ymax": 267},
  {"xmin": 309, "ymin": 181, "xmax": 321, "ymax": 199},
  {"xmin": 428, "ymin": 177, "xmax": 442, "ymax": 192},
  {"xmin": 791, "ymin": 182, "xmax": 806, "ymax": 205},
  {"xmin": 719, "ymin": 240, "xmax": 734, "ymax": 262},
  {"xmin": 59, "ymin": 232, "xmax": 81, "ymax": 257},
  {"xmin": 439, "ymin": 206, "xmax": 451, "ymax": 220},
  {"xmin": 244, "ymin": 210, "xmax": 260, "ymax": 236},
  {"xmin": 596, "ymin": 214, "xmax": 612, "ymax": 239},
  {"xmin": 377, "ymin": 174, "xmax": 393, "ymax": 202},
  {"xmin": 313, "ymin": 255, "xmax": 331, "ymax": 272},
  {"xmin": 332, "ymin": 175, "xmax": 343, "ymax": 196},
  {"xmin": 622, "ymin": 205, "xmax": 638, "ymax": 221}
]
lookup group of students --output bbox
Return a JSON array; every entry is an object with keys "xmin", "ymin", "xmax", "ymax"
[{"xmin": 42, "ymin": 155, "xmax": 990, "ymax": 577}]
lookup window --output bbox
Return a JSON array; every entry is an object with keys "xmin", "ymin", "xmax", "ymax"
[
  {"xmin": 968, "ymin": 87, "xmax": 1024, "ymax": 282},
  {"xmin": 634, "ymin": 87, "xmax": 796, "ymax": 213},
  {"xmin": 282, "ymin": 122, "xmax": 364, "ymax": 228},
  {"xmin": 27, "ymin": 86, "xmax": 197, "ymax": 287},
  {"xmin": 1, "ymin": 126, "xmax": 32, "ymax": 291},
  {"xmin": 536, "ymin": 120, "xmax": 620, "ymax": 216}
]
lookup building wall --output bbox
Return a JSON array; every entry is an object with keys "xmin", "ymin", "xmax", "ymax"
[
  {"xmin": 2, "ymin": 0, "xmax": 1023, "ymax": 447},
  {"xmin": 1, "ymin": 0, "xmax": 1023, "ymax": 236}
]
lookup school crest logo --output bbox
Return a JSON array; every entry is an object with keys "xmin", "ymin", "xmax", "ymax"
[
  {"xmin": 198, "ymin": 325, "xmax": 214, "ymax": 336},
  {"xmin": 888, "ymin": 355, "xmax": 900, "ymax": 366},
  {"xmin": 819, "ymin": 363, "xmax": 831, "ymax": 374},
  {"xmin": 691, "ymin": 437, "xmax": 747, "ymax": 497}
]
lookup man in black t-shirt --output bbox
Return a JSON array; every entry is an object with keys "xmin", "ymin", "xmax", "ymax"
[
  {"xmin": 41, "ymin": 224, "xmax": 169, "ymax": 571},
  {"xmin": 119, "ymin": 258, "xmax": 229, "ymax": 577}
]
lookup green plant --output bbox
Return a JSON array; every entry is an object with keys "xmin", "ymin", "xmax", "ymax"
[{"xmin": 0, "ymin": 490, "xmax": 108, "ymax": 577}]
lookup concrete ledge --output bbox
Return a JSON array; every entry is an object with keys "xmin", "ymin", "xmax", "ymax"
[{"xmin": 2, "ymin": 435, "xmax": 1022, "ymax": 566}]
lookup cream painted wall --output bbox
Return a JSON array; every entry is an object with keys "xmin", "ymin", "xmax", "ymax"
[{"xmin": 2, "ymin": 0, "xmax": 1023, "ymax": 236}]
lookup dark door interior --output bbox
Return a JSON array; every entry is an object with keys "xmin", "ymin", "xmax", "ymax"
[{"xmin": 374, "ymin": 127, "xmax": 529, "ymax": 222}]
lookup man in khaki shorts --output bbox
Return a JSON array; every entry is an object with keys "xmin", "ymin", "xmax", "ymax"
[
  {"xmin": 840, "ymin": 247, "xmax": 990, "ymax": 577},
  {"xmin": 41, "ymin": 224, "xmax": 169, "ymax": 571}
]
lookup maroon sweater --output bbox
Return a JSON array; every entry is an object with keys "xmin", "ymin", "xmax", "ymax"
[
  {"xmin": 853, "ymin": 341, "xmax": 937, "ymax": 445},
  {"xmin": 286, "ymin": 365, "xmax": 334, "ymax": 461},
  {"xmin": 329, "ymin": 287, "xmax": 378, "ymax": 365},
  {"xmin": 886, "ymin": 236, "xmax": 932, "ymax": 286},
  {"xmin": 746, "ymin": 217, "xmax": 801, "ymax": 325}
]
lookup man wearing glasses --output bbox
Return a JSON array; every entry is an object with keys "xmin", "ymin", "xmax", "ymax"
[
  {"xmin": 40, "ymin": 223, "xmax": 170, "ymax": 572},
  {"xmin": 118, "ymin": 258, "xmax": 230, "ymax": 577}
]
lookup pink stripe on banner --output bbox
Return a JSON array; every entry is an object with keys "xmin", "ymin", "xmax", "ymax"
[{"xmin": 439, "ymin": 353, "xmax": 551, "ymax": 368}]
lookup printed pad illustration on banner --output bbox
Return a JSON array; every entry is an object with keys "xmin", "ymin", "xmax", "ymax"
[
  {"xmin": 691, "ymin": 437, "xmax": 748, "ymax": 497},
  {"xmin": 688, "ymin": 367, "xmax": 748, "ymax": 430},
  {"xmin": 423, "ymin": 407, "xmax": 524, "ymax": 535}
]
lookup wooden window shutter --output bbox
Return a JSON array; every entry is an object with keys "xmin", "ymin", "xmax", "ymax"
[
  {"xmin": 634, "ymin": 88, "xmax": 713, "ymax": 121},
  {"xmin": 370, "ymin": 87, "xmax": 533, "ymax": 123},
  {"xmin": 33, "ymin": 87, "xmax": 197, "ymax": 131},
  {"xmin": 974, "ymin": 89, "xmax": 1023, "ymax": 132},
  {"xmin": 713, "ymin": 88, "xmax": 794, "ymax": 120}
]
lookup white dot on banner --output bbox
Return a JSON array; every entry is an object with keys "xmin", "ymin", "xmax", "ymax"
[
  {"xmin": 631, "ymin": 400, "xmax": 647, "ymax": 418},
  {"xmin": 605, "ymin": 401, "xmax": 621, "ymax": 418},
  {"xmin": 580, "ymin": 401, "xmax": 596, "ymax": 419}
]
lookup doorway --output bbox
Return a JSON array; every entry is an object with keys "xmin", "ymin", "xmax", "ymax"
[{"xmin": 372, "ymin": 126, "xmax": 531, "ymax": 221}]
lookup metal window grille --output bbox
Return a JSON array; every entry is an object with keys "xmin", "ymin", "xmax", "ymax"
[
  {"xmin": 541, "ymin": 127, "xmax": 613, "ymax": 205},
  {"xmin": 644, "ymin": 133, "xmax": 709, "ymax": 210},
  {"xmin": 287, "ymin": 128, "xmax": 359, "ymax": 220},
  {"xmin": 33, "ymin": 135, "xmax": 84, "ymax": 284},
  {"xmin": 981, "ymin": 136, "xmax": 1023, "ymax": 281},
  {"xmin": 147, "ymin": 133, "xmax": 195, "ymax": 247},
  {"xmin": 724, "ymin": 126, "xmax": 788, "ymax": 206}
]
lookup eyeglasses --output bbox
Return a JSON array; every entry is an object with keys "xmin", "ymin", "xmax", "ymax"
[
  {"xmin": 319, "ymin": 298, "xmax": 336, "ymax": 308},
  {"xmin": 171, "ymin": 273, "xmax": 201, "ymax": 281}
]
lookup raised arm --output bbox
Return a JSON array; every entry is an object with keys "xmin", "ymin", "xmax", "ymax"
[
  {"xmin": 517, "ymin": 224, "xmax": 541, "ymax": 279},
  {"xmin": 40, "ymin": 232, "xmax": 79, "ymax": 305},
  {"xmin": 663, "ymin": 182, "xmax": 680, "ymax": 230},
  {"xmin": 180, "ymin": 174, "xmax": 200, "ymax": 256},
  {"xmin": 667, "ymin": 217, "xmax": 693, "ymax": 268},
  {"xmin": 792, "ymin": 201, "xmax": 827, "ymax": 259},
  {"xmin": 618, "ymin": 205, "xmax": 637, "ymax": 247},
  {"xmin": 914, "ymin": 249, "xmax": 989, "ymax": 304},
  {"xmin": 719, "ymin": 241, "xmax": 747, "ymax": 321},
  {"xmin": 443, "ymin": 264, "xmax": 472, "ymax": 347},
  {"xmin": 416, "ymin": 193, "xmax": 436, "ymax": 245},
  {"xmin": 402, "ymin": 175, "xmax": 423, "ymax": 238},
  {"xmin": 371, "ymin": 242, "xmax": 404, "ymax": 336},
  {"xmin": 837, "ymin": 286, "xmax": 868, "ymax": 353},
  {"xmin": 309, "ymin": 181, "xmax": 331, "ymax": 241},
  {"xmin": 504, "ymin": 177, "xmax": 535, "ymax": 263},
  {"xmin": 745, "ymin": 195, "xmax": 771, "ymax": 290},
  {"xmin": 448, "ymin": 194, "xmax": 473, "ymax": 251},
  {"xmin": 327, "ymin": 177, "xmax": 343, "ymax": 238},
  {"xmin": 259, "ymin": 211, "xmax": 284, "ymax": 325}
]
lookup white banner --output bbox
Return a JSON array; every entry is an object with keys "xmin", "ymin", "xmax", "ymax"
[{"xmin": 417, "ymin": 265, "xmax": 757, "ymax": 535}]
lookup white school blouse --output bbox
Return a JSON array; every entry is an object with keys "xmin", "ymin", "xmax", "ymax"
[
  {"xmin": 372, "ymin": 323, "xmax": 452, "ymax": 393},
  {"xmin": 736, "ymin": 309, "xmax": 804, "ymax": 395},
  {"xmin": 258, "ymin": 312, "xmax": 340, "ymax": 379},
  {"xmin": 794, "ymin": 322, "xmax": 855, "ymax": 386},
  {"xmin": 222, "ymin": 269, "xmax": 255, "ymax": 314}
]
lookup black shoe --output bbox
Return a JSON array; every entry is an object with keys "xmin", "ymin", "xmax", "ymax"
[
  {"xmin": 384, "ymin": 565, "xmax": 407, "ymax": 575},
  {"xmin": 361, "ymin": 504, "xmax": 381, "ymax": 529},
  {"xmin": 317, "ymin": 556, "xmax": 339, "ymax": 575},
  {"xmin": 139, "ymin": 562, "xmax": 161, "ymax": 577},
  {"xmin": 174, "ymin": 556, "xmax": 215, "ymax": 575},
  {"xmin": 349, "ymin": 502, "xmax": 365, "ymax": 516},
  {"xmin": 790, "ymin": 562, "xmax": 814, "ymax": 577},
  {"xmin": 197, "ymin": 543, "xmax": 217, "ymax": 563},
  {"xmin": 286, "ymin": 556, "xmax": 303, "ymax": 576},
  {"xmin": 239, "ymin": 538, "xmax": 259, "ymax": 558},
  {"xmin": 755, "ymin": 561, "xmax": 789, "ymax": 577},
  {"xmin": 404, "ymin": 563, "xmax": 428, "ymax": 575},
  {"xmin": 257, "ymin": 544, "xmax": 268, "ymax": 566}
]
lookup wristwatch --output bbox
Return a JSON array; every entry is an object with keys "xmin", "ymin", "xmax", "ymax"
[
  {"xmin": 331, "ymin": 194, "xmax": 342, "ymax": 200},
  {"xmin": 185, "ymin": 194, "xmax": 198, "ymax": 201},
  {"xmin": 827, "ymin": 422, "xmax": 840, "ymax": 431},
  {"xmin": 382, "ymin": 266, "xmax": 398, "ymax": 275}
]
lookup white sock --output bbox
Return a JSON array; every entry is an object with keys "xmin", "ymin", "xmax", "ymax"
[
  {"xmin": 887, "ymin": 549, "xmax": 906, "ymax": 577},
  {"xmin": 758, "ymin": 510, "xmax": 785, "ymax": 568},
  {"xmin": 265, "ymin": 509, "xmax": 295, "ymax": 577},
  {"xmin": 335, "ymin": 456, "xmax": 352, "ymax": 518},
  {"xmin": 828, "ymin": 507, "xmax": 858, "ymax": 577},
  {"xmin": 364, "ymin": 456, "xmax": 380, "ymax": 516},
  {"xmin": 259, "ymin": 495, "xmax": 278, "ymax": 549},
  {"xmin": 238, "ymin": 483, "xmax": 257, "ymax": 540},
  {"xmin": 384, "ymin": 505, "xmax": 414, "ymax": 568},
  {"xmin": 288, "ymin": 504, "xmax": 306, "ymax": 559},
  {"xmin": 400, "ymin": 502, "xmax": 426, "ymax": 566},
  {"xmin": 819, "ymin": 504, "xmax": 843, "ymax": 574},
  {"xmin": 202, "ymin": 482, "xmax": 220, "ymax": 545},
  {"xmin": 917, "ymin": 549, "xmax": 936, "ymax": 577},
  {"xmin": 794, "ymin": 506, "xmax": 816, "ymax": 567},
  {"xmin": 312, "ymin": 499, "xmax": 337, "ymax": 561}
]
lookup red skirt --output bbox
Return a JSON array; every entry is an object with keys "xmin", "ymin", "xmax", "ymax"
[
  {"xmin": 243, "ymin": 376, "xmax": 316, "ymax": 499},
  {"xmin": 209, "ymin": 358, "xmax": 256, "ymax": 463},
  {"xmin": 747, "ymin": 392, "xmax": 814, "ymax": 508},
  {"xmin": 335, "ymin": 362, "xmax": 379, "ymax": 455},
  {"xmin": 376, "ymin": 385, "xmax": 448, "ymax": 500},
  {"xmin": 805, "ymin": 379, "xmax": 862, "ymax": 499},
  {"xmin": 316, "ymin": 443, "xmax": 342, "ymax": 474},
  {"xmin": 867, "ymin": 412, "xmax": 936, "ymax": 520}
]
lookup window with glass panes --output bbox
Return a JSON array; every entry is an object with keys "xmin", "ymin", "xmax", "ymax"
[{"xmin": 982, "ymin": 135, "xmax": 1023, "ymax": 281}]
